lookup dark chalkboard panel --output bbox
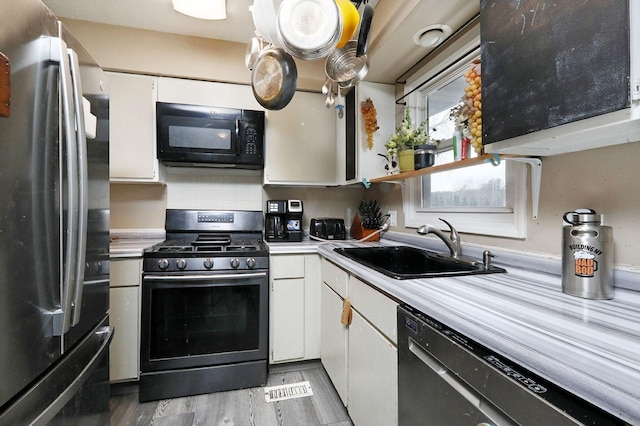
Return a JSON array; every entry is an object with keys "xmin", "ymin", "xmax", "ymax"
[{"xmin": 480, "ymin": 0, "xmax": 630, "ymax": 145}]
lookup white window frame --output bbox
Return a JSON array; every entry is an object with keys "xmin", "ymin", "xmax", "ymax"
[{"xmin": 401, "ymin": 26, "xmax": 528, "ymax": 239}]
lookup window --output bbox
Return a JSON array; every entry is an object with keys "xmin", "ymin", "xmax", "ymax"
[{"xmin": 401, "ymin": 24, "xmax": 527, "ymax": 238}]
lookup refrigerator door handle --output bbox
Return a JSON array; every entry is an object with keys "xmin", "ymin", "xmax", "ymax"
[
  {"xmin": 67, "ymin": 46, "xmax": 88, "ymax": 327},
  {"xmin": 51, "ymin": 34, "xmax": 79, "ymax": 337}
]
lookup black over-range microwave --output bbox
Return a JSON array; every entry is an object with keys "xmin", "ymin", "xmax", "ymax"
[{"xmin": 156, "ymin": 102, "xmax": 265, "ymax": 169}]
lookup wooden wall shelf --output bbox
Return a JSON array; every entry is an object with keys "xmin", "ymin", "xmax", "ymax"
[
  {"xmin": 368, "ymin": 154, "xmax": 521, "ymax": 184},
  {"xmin": 364, "ymin": 153, "xmax": 542, "ymax": 219}
]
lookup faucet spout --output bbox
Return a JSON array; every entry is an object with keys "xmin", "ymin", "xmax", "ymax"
[{"xmin": 416, "ymin": 218, "xmax": 462, "ymax": 258}]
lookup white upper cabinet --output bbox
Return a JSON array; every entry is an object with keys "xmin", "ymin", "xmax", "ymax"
[
  {"xmin": 355, "ymin": 82, "xmax": 396, "ymax": 183},
  {"xmin": 108, "ymin": 72, "xmax": 165, "ymax": 183},
  {"xmin": 156, "ymin": 77, "xmax": 262, "ymax": 110},
  {"xmin": 263, "ymin": 91, "xmax": 337, "ymax": 185}
]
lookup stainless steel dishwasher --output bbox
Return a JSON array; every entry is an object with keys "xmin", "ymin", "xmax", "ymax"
[{"xmin": 397, "ymin": 305, "xmax": 625, "ymax": 426}]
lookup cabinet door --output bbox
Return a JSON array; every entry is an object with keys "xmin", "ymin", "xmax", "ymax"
[
  {"xmin": 349, "ymin": 276, "xmax": 398, "ymax": 344},
  {"xmin": 109, "ymin": 286, "xmax": 140, "ymax": 382},
  {"xmin": 264, "ymin": 91, "xmax": 337, "ymax": 185},
  {"xmin": 110, "ymin": 258, "xmax": 142, "ymax": 287},
  {"xmin": 320, "ymin": 283, "xmax": 348, "ymax": 405},
  {"xmin": 108, "ymin": 72, "xmax": 162, "ymax": 182},
  {"xmin": 348, "ymin": 309, "xmax": 398, "ymax": 426},
  {"xmin": 353, "ymin": 82, "xmax": 396, "ymax": 182},
  {"xmin": 270, "ymin": 277, "xmax": 305, "ymax": 363}
]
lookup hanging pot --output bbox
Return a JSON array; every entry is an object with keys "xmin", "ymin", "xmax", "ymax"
[
  {"xmin": 276, "ymin": 0, "xmax": 342, "ymax": 60},
  {"xmin": 325, "ymin": 40, "xmax": 368, "ymax": 88},
  {"xmin": 251, "ymin": 47, "xmax": 298, "ymax": 110},
  {"xmin": 324, "ymin": 4, "xmax": 373, "ymax": 88}
]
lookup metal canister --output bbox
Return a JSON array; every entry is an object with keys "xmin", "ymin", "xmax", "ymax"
[{"xmin": 561, "ymin": 209, "xmax": 614, "ymax": 299}]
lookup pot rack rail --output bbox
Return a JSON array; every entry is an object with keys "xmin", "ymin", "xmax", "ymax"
[{"xmin": 361, "ymin": 154, "xmax": 542, "ymax": 219}]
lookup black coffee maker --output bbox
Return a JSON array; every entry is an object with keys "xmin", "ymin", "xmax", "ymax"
[{"xmin": 265, "ymin": 200, "xmax": 303, "ymax": 242}]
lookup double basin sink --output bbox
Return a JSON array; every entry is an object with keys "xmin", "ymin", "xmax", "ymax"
[{"xmin": 334, "ymin": 246, "xmax": 506, "ymax": 280}]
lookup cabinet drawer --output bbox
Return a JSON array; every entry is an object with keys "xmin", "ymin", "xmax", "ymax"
[
  {"xmin": 110, "ymin": 258, "xmax": 142, "ymax": 288},
  {"xmin": 321, "ymin": 258, "xmax": 348, "ymax": 298},
  {"xmin": 349, "ymin": 276, "xmax": 398, "ymax": 345},
  {"xmin": 270, "ymin": 255, "xmax": 305, "ymax": 279}
]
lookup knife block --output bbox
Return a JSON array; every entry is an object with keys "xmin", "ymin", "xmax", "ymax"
[{"xmin": 350, "ymin": 213, "xmax": 380, "ymax": 242}]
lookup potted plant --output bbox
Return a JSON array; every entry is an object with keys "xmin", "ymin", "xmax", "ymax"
[{"xmin": 385, "ymin": 110, "xmax": 436, "ymax": 172}]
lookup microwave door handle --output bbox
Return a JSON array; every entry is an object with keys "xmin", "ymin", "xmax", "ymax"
[
  {"xmin": 235, "ymin": 119, "xmax": 241, "ymax": 155},
  {"xmin": 67, "ymin": 47, "xmax": 88, "ymax": 327}
]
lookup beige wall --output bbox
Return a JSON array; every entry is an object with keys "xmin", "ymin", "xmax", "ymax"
[
  {"xmin": 62, "ymin": 19, "xmax": 326, "ymax": 90},
  {"xmin": 370, "ymin": 141, "xmax": 640, "ymax": 268},
  {"xmin": 110, "ymin": 184, "xmax": 166, "ymax": 230}
]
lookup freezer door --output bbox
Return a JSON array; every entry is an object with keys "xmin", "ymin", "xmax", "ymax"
[
  {"xmin": 0, "ymin": 0, "xmax": 63, "ymax": 410},
  {"xmin": 0, "ymin": 316, "xmax": 113, "ymax": 425}
]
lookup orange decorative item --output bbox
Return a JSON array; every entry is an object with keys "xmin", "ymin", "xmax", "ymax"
[
  {"xmin": 360, "ymin": 97, "xmax": 378, "ymax": 150},
  {"xmin": 463, "ymin": 59, "xmax": 483, "ymax": 154}
]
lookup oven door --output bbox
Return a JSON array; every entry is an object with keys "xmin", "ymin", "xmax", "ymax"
[{"xmin": 140, "ymin": 271, "xmax": 268, "ymax": 373}]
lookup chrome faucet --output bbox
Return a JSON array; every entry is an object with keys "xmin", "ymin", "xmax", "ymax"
[{"xmin": 417, "ymin": 218, "xmax": 462, "ymax": 258}]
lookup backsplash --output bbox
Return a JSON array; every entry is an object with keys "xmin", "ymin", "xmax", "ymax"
[{"xmin": 166, "ymin": 168, "xmax": 263, "ymax": 210}]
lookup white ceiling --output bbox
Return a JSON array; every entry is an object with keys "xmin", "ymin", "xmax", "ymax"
[{"xmin": 41, "ymin": 0, "xmax": 479, "ymax": 84}]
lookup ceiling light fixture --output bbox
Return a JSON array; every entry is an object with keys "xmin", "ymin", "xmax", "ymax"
[
  {"xmin": 172, "ymin": 0, "xmax": 226, "ymax": 20},
  {"xmin": 413, "ymin": 24, "xmax": 452, "ymax": 48}
]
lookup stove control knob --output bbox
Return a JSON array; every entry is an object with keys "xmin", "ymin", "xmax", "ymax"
[
  {"xmin": 246, "ymin": 258, "xmax": 256, "ymax": 269},
  {"xmin": 230, "ymin": 258, "xmax": 240, "ymax": 269},
  {"xmin": 203, "ymin": 258, "xmax": 214, "ymax": 269},
  {"xmin": 158, "ymin": 258, "xmax": 169, "ymax": 270},
  {"xmin": 176, "ymin": 258, "xmax": 187, "ymax": 270}
]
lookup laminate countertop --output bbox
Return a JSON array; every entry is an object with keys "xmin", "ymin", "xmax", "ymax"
[
  {"xmin": 109, "ymin": 231, "xmax": 165, "ymax": 258},
  {"xmin": 315, "ymin": 237, "xmax": 640, "ymax": 425}
]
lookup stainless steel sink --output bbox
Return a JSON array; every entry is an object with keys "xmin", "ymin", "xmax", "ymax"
[{"xmin": 333, "ymin": 246, "xmax": 506, "ymax": 279}]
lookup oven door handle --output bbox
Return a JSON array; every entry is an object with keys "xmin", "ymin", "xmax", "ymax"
[{"xmin": 144, "ymin": 272, "xmax": 267, "ymax": 281}]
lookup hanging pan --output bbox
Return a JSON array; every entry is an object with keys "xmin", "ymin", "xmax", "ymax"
[{"xmin": 251, "ymin": 47, "xmax": 298, "ymax": 110}]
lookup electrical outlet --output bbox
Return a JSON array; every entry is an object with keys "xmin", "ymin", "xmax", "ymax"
[{"xmin": 388, "ymin": 210, "xmax": 397, "ymax": 227}]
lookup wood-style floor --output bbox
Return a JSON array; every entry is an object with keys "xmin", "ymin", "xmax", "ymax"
[{"xmin": 109, "ymin": 361, "xmax": 353, "ymax": 426}]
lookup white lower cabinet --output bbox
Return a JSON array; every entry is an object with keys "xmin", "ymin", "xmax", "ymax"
[
  {"xmin": 320, "ymin": 258, "xmax": 398, "ymax": 426},
  {"xmin": 109, "ymin": 258, "xmax": 142, "ymax": 382},
  {"xmin": 269, "ymin": 254, "xmax": 321, "ymax": 363},
  {"xmin": 320, "ymin": 282, "xmax": 349, "ymax": 403},
  {"xmin": 348, "ymin": 309, "xmax": 398, "ymax": 426}
]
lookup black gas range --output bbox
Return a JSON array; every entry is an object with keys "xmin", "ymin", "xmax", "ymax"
[
  {"xmin": 143, "ymin": 209, "xmax": 269, "ymax": 273},
  {"xmin": 139, "ymin": 209, "xmax": 269, "ymax": 402}
]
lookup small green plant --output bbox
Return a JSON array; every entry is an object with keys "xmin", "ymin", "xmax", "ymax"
[{"xmin": 384, "ymin": 110, "xmax": 436, "ymax": 157}]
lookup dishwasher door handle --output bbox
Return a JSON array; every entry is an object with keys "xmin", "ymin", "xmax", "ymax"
[{"xmin": 408, "ymin": 338, "xmax": 516, "ymax": 426}]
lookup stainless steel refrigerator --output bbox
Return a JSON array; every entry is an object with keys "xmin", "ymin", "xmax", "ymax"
[{"xmin": 0, "ymin": 0, "xmax": 112, "ymax": 424}]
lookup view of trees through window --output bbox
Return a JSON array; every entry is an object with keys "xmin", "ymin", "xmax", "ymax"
[{"xmin": 422, "ymin": 147, "xmax": 506, "ymax": 209}]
